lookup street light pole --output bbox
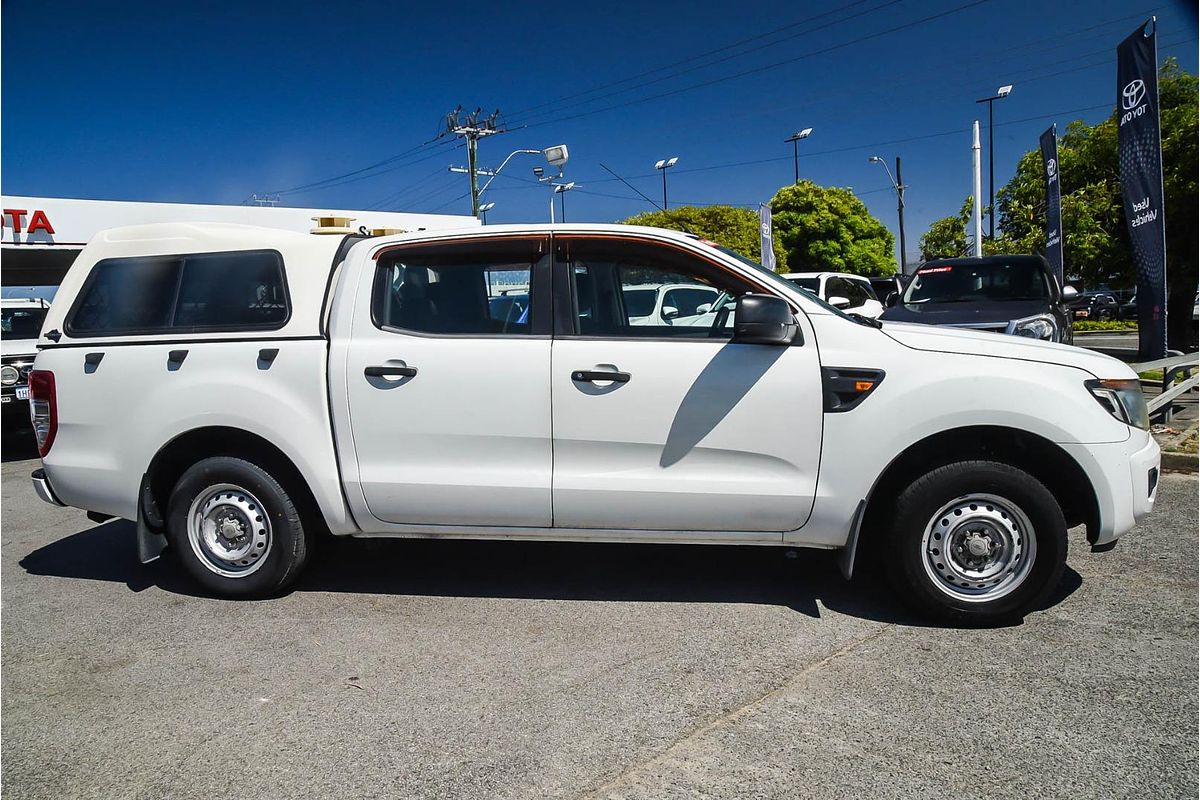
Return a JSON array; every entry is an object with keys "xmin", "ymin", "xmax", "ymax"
[
  {"xmin": 654, "ymin": 157, "xmax": 678, "ymax": 209},
  {"xmin": 784, "ymin": 128, "xmax": 813, "ymax": 185},
  {"xmin": 868, "ymin": 155, "xmax": 907, "ymax": 274},
  {"xmin": 975, "ymin": 84, "xmax": 1012, "ymax": 240}
]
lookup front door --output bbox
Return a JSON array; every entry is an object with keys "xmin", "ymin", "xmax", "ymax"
[
  {"xmin": 343, "ymin": 235, "xmax": 553, "ymax": 527},
  {"xmin": 550, "ymin": 235, "xmax": 823, "ymax": 533}
]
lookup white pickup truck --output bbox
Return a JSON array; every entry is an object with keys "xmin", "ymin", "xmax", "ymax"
[{"xmin": 29, "ymin": 222, "xmax": 1160, "ymax": 622}]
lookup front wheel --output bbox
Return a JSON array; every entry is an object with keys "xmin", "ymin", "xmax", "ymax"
[
  {"xmin": 166, "ymin": 456, "xmax": 311, "ymax": 598},
  {"xmin": 885, "ymin": 460, "xmax": 1067, "ymax": 624}
]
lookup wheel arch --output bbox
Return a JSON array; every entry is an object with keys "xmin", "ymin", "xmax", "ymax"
[
  {"xmin": 861, "ymin": 425, "xmax": 1100, "ymax": 549},
  {"xmin": 142, "ymin": 426, "xmax": 326, "ymax": 536}
]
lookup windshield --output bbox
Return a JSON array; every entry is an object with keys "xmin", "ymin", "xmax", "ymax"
[
  {"xmin": 786, "ymin": 277, "xmax": 820, "ymax": 292},
  {"xmin": 903, "ymin": 261, "xmax": 1050, "ymax": 304},
  {"xmin": 622, "ymin": 288, "xmax": 657, "ymax": 317},
  {"xmin": 1, "ymin": 306, "xmax": 47, "ymax": 338}
]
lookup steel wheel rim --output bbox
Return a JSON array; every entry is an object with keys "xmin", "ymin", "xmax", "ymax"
[
  {"xmin": 920, "ymin": 493, "xmax": 1037, "ymax": 603},
  {"xmin": 186, "ymin": 483, "xmax": 272, "ymax": 578}
]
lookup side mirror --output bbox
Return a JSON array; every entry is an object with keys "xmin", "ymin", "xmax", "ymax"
[
  {"xmin": 732, "ymin": 294, "xmax": 798, "ymax": 346},
  {"xmin": 885, "ymin": 291, "xmax": 899, "ymax": 307},
  {"xmin": 1062, "ymin": 285, "xmax": 1079, "ymax": 300},
  {"xmin": 828, "ymin": 295, "xmax": 851, "ymax": 309},
  {"xmin": 661, "ymin": 305, "xmax": 679, "ymax": 320},
  {"xmin": 695, "ymin": 303, "xmax": 713, "ymax": 315}
]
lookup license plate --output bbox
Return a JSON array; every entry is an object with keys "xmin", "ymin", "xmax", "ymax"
[
  {"xmin": 1074, "ymin": 310, "xmax": 1089, "ymax": 318},
  {"xmin": 15, "ymin": 386, "xmax": 29, "ymax": 400}
]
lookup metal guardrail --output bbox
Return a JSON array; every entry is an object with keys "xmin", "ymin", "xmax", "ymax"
[{"xmin": 1131, "ymin": 353, "xmax": 1199, "ymax": 422}]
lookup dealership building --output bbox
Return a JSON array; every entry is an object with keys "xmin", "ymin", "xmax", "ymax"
[{"xmin": 1, "ymin": 196, "xmax": 479, "ymax": 288}]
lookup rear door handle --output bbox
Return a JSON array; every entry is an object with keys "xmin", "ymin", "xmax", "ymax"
[
  {"xmin": 572, "ymin": 369, "xmax": 630, "ymax": 384},
  {"xmin": 365, "ymin": 365, "xmax": 418, "ymax": 378}
]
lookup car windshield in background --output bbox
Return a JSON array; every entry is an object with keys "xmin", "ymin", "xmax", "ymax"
[
  {"xmin": 621, "ymin": 288, "xmax": 657, "ymax": 318},
  {"xmin": 903, "ymin": 261, "xmax": 1049, "ymax": 304},
  {"xmin": 2, "ymin": 307, "xmax": 47, "ymax": 338},
  {"xmin": 787, "ymin": 277, "xmax": 820, "ymax": 292}
]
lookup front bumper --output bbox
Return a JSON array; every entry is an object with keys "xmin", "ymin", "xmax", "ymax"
[
  {"xmin": 31, "ymin": 468, "xmax": 65, "ymax": 507},
  {"xmin": 1061, "ymin": 432, "xmax": 1160, "ymax": 549}
]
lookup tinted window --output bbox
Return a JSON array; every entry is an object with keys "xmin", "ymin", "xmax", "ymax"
[
  {"xmin": 561, "ymin": 237, "xmax": 755, "ymax": 339},
  {"xmin": 622, "ymin": 288, "xmax": 657, "ymax": 318},
  {"xmin": 374, "ymin": 239, "xmax": 541, "ymax": 335},
  {"xmin": 903, "ymin": 261, "xmax": 1050, "ymax": 304},
  {"xmin": 787, "ymin": 277, "xmax": 820, "ymax": 293},
  {"xmin": 67, "ymin": 250, "xmax": 288, "ymax": 336},
  {"xmin": 2, "ymin": 306, "xmax": 48, "ymax": 339}
]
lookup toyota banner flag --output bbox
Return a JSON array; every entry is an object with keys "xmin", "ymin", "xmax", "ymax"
[
  {"xmin": 759, "ymin": 204, "xmax": 776, "ymax": 272},
  {"xmin": 1039, "ymin": 125, "xmax": 1064, "ymax": 287},
  {"xmin": 1117, "ymin": 18, "xmax": 1167, "ymax": 359}
]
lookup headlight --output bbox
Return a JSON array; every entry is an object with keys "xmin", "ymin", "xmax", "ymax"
[
  {"xmin": 1010, "ymin": 314, "xmax": 1057, "ymax": 340},
  {"xmin": 1086, "ymin": 378, "xmax": 1150, "ymax": 430},
  {"xmin": 0, "ymin": 366, "xmax": 19, "ymax": 386}
]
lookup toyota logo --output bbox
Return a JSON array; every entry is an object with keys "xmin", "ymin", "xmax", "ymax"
[
  {"xmin": 1046, "ymin": 158, "xmax": 1057, "ymax": 178},
  {"xmin": 1122, "ymin": 79, "xmax": 1145, "ymax": 111}
]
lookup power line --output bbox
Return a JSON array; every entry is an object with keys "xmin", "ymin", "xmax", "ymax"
[
  {"xmin": 505, "ymin": 0, "xmax": 880, "ymax": 121},
  {"xmin": 519, "ymin": 0, "xmax": 995, "ymax": 131},
  {"xmin": 507, "ymin": 0, "xmax": 905, "ymax": 127}
]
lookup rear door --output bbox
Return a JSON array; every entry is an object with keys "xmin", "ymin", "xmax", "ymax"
[
  {"xmin": 549, "ymin": 235, "xmax": 823, "ymax": 534},
  {"xmin": 342, "ymin": 235, "xmax": 554, "ymax": 527}
]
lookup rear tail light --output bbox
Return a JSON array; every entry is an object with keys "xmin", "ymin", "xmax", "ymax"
[{"xmin": 28, "ymin": 370, "xmax": 57, "ymax": 457}]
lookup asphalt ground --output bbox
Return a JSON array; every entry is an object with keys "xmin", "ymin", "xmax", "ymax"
[{"xmin": 2, "ymin": 438, "xmax": 1197, "ymax": 800}]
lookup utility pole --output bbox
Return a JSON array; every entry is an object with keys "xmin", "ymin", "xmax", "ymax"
[
  {"xmin": 784, "ymin": 128, "xmax": 812, "ymax": 185},
  {"xmin": 444, "ymin": 106, "xmax": 504, "ymax": 217},
  {"xmin": 895, "ymin": 156, "xmax": 907, "ymax": 275}
]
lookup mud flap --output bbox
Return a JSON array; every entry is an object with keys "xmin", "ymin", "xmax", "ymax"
[
  {"xmin": 137, "ymin": 506, "xmax": 168, "ymax": 563},
  {"xmin": 837, "ymin": 500, "xmax": 867, "ymax": 580}
]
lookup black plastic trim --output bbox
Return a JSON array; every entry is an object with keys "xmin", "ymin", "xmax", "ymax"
[
  {"xmin": 822, "ymin": 367, "xmax": 886, "ymax": 412},
  {"xmin": 39, "ymin": 335, "xmax": 325, "ymax": 350}
]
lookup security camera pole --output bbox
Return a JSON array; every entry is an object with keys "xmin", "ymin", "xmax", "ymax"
[
  {"xmin": 784, "ymin": 128, "xmax": 813, "ymax": 185},
  {"xmin": 532, "ymin": 145, "xmax": 571, "ymax": 222},
  {"xmin": 975, "ymin": 84, "xmax": 1012, "ymax": 239},
  {"xmin": 654, "ymin": 157, "xmax": 678, "ymax": 209}
]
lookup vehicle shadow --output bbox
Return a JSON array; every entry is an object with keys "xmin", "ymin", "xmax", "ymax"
[
  {"xmin": 19, "ymin": 520, "xmax": 1082, "ymax": 629},
  {"xmin": 2, "ymin": 424, "xmax": 39, "ymax": 462}
]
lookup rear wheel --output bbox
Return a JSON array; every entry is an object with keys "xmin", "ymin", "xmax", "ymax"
[
  {"xmin": 166, "ymin": 456, "xmax": 311, "ymax": 598},
  {"xmin": 885, "ymin": 460, "xmax": 1067, "ymax": 624}
]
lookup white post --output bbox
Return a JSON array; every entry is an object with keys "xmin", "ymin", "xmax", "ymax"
[
  {"xmin": 549, "ymin": 192, "xmax": 556, "ymax": 224},
  {"xmin": 972, "ymin": 120, "xmax": 983, "ymax": 257}
]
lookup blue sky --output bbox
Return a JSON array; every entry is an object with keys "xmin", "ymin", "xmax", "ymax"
[{"xmin": 2, "ymin": 0, "xmax": 1196, "ymax": 262}]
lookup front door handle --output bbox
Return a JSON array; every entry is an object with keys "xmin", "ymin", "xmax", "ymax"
[
  {"xmin": 572, "ymin": 369, "xmax": 630, "ymax": 384},
  {"xmin": 365, "ymin": 365, "xmax": 418, "ymax": 379}
]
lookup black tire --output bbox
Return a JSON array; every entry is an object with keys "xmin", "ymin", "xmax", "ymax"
[
  {"xmin": 166, "ymin": 456, "xmax": 311, "ymax": 598},
  {"xmin": 885, "ymin": 460, "xmax": 1067, "ymax": 625}
]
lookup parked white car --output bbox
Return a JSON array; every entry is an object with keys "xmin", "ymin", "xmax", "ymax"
[
  {"xmin": 29, "ymin": 223, "xmax": 1159, "ymax": 623},
  {"xmin": 2, "ymin": 297, "xmax": 51, "ymax": 422},
  {"xmin": 784, "ymin": 271, "xmax": 884, "ymax": 318},
  {"xmin": 622, "ymin": 283, "xmax": 720, "ymax": 326}
]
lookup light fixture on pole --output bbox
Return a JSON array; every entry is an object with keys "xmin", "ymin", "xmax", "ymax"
[
  {"xmin": 975, "ymin": 84, "xmax": 1012, "ymax": 240},
  {"xmin": 654, "ymin": 157, "xmax": 679, "ymax": 209},
  {"xmin": 868, "ymin": 155, "xmax": 908, "ymax": 275},
  {"xmin": 552, "ymin": 182, "xmax": 576, "ymax": 223},
  {"xmin": 478, "ymin": 202, "xmax": 496, "ymax": 224},
  {"xmin": 784, "ymin": 128, "xmax": 813, "ymax": 185}
]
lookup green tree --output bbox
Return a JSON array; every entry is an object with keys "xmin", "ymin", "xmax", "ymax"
[
  {"xmin": 768, "ymin": 181, "xmax": 896, "ymax": 275},
  {"xmin": 621, "ymin": 205, "xmax": 788, "ymax": 271},
  {"xmin": 918, "ymin": 196, "xmax": 973, "ymax": 260},
  {"xmin": 993, "ymin": 58, "xmax": 1197, "ymax": 347}
]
